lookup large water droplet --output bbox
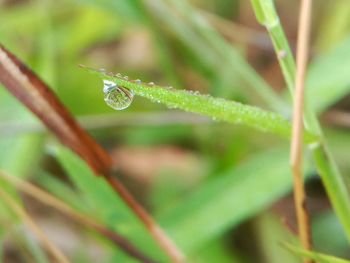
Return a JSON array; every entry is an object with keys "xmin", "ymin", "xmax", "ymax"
[{"xmin": 103, "ymin": 80, "xmax": 134, "ymax": 110}]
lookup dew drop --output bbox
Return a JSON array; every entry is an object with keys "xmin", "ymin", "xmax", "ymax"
[{"xmin": 103, "ymin": 79, "xmax": 134, "ymax": 110}]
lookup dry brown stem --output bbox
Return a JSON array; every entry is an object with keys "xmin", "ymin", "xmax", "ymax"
[{"xmin": 291, "ymin": 0, "xmax": 314, "ymax": 262}]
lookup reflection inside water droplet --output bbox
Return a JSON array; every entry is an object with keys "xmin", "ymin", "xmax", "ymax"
[{"xmin": 103, "ymin": 79, "xmax": 134, "ymax": 110}]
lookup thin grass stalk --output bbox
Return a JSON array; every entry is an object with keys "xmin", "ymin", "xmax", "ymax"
[
  {"xmin": 0, "ymin": 187, "xmax": 70, "ymax": 263},
  {"xmin": 250, "ymin": 0, "xmax": 350, "ymax": 242},
  {"xmin": 250, "ymin": 0, "xmax": 295, "ymax": 93},
  {"xmin": 0, "ymin": 171, "xmax": 158, "ymax": 263},
  {"xmin": 291, "ymin": 0, "xmax": 313, "ymax": 260}
]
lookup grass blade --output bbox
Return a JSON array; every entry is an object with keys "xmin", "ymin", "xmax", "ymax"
[
  {"xmin": 307, "ymin": 36, "xmax": 350, "ymax": 113},
  {"xmin": 55, "ymin": 146, "xmax": 169, "ymax": 262},
  {"xmin": 251, "ymin": 0, "xmax": 296, "ymax": 92},
  {"xmin": 283, "ymin": 243, "xmax": 350, "ymax": 263},
  {"xmin": 160, "ymin": 147, "xmax": 295, "ymax": 252},
  {"xmin": 86, "ymin": 67, "xmax": 317, "ymax": 143}
]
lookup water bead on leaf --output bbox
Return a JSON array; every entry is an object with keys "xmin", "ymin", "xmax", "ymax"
[
  {"xmin": 80, "ymin": 66, "xmax": 134, "ymax": 110},
  {"xmin": 104, "ymin": 85, "xmax": 134, "ymax": 110},
  {"xmin": 102, "ymin": 79, "xmax": 134, "ymax": 110}
]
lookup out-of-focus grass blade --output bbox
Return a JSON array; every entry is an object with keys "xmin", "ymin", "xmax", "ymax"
[
  {"xmin": 78, "ymin": 0, "xmax": 145, "ymax": 22},
  {"xmin": 313, "ymin": 211, "xmax": 349, "ymax": 257},
  {"xmin": 0, "ymin": 219, "xmax": 51, "ymax": 263},
  {"xmin": 255, "ymin": 212, "xmax": 299, "ymax": 263},
  {"xmin": 325, "ymin": 129, "xmax": 350, "ymax": 174},
  {"xmin": 0, "ymin": 3, "xmax": 53, "ymax": 257},
  {"xmin": 55, "ymin": 145, "xmax": 168, "ymax": 262},
  {"xmin": 283, "ymin": 243, "xmax": 350, "ymax": 263},
  {"xmin": 0, "ymin": 0, "xmax": 56, "ymax": 176},
  {"xmin": 63, "ymin": 6, "xmax": 121, "ymax": 58},
  {"xmin": 307, "ymin": 35, "xmax": 350, "ymax": 114},
  {"xmin": 36, "ymin": 171, "xmax": 83, "ymax": 211},
  {"xmin": 0, "ymin": 237, "xmax": 2, "ymax": 261},
  {"xmin": 160, "ymin": 147, "xmax": 294, "ymax": 252},
  {"xmin": 190, "ymin": 240, "xmax": 242, "ymax": 263},
  {"xmin": 23, "ymin": 233, "xmax": 51, "ymax": 263},
  {"xmin": 315, "ymin": 1, "xmax": 350, "ymax": 53}
]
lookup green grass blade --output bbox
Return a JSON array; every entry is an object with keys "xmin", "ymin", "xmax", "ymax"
[
  {"xmin": 54, "ymin": 146, "xmax": 168, "ymax": 261},
  {"xmin": 311, "ymin": 143, "xmax": 350, "ymax": 239},
  {"xmin": 79, "ymin": 0, "xmax": 145, "ymax": 22},
  {"xmin": 283, "ymin": 243, "xmax": 350, "ymax": 263},
  {"xmin": 86, "ymin": 67, "xmax": 317, "ymax": 143},
  {"xmin": 159, "ymin": 147, "xmax": 295, "ymax": 252},
  {"xmin": 250, "ymin": 0, "xmax": 296, "ymax": 92},
  {"xmin": 314, "ymin": 1, "xmax": 350, "ymax": 53},
  {"xmin": 307, "ymin": 35, "xmax": 350, "ymax": 113}
]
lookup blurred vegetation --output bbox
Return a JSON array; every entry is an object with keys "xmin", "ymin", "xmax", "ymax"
[{"xmin": 1, "ymin": 0, "xmax": 350, "ymax": 262}]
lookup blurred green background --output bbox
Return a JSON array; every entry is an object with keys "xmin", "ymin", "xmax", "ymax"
[{"xmin": 1, "ymin": 0, "xmax": 350, "ymax": 262}]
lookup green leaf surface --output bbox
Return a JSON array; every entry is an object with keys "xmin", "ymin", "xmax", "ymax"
[{"xmin": 160, "ymin": 147, "xmax": 293, "ymax": 252}]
